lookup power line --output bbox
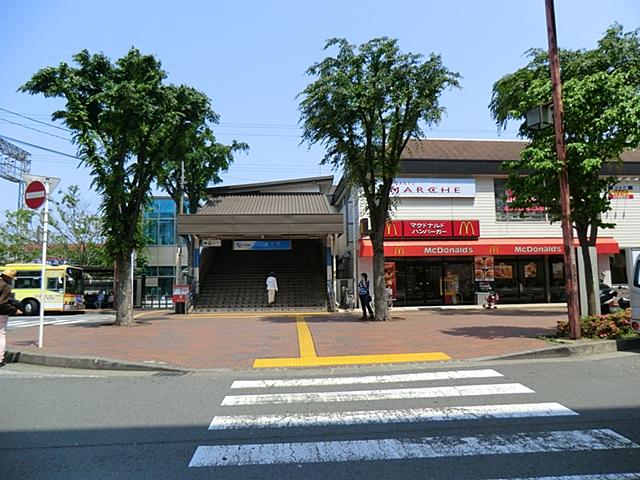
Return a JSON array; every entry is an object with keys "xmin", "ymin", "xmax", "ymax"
[
  {"xmin": 0, "ymin": 134, "xmax": 80, "ymax": 160},
  {"xmin": 0, "ymin": 117, "xmax": 71, "ymax": 141},
  {"xmin": 0, "ymin": 107, "xmax": 71, "ymax": 132}
]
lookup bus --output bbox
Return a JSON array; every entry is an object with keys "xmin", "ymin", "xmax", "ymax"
[{"xmin": 2, "ymin": 263, "xmax": 85, "ymax": 315}]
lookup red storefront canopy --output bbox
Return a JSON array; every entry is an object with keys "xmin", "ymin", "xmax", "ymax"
[{"xmin": 358, "ymin": 237, "xmax": 619, "ymax": 257}]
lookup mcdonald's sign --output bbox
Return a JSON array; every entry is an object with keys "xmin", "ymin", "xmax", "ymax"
[
  {"xmin": 489, "ymin": 245, "xmax": 500, "ymax": 255},
  {"xmin": 393, "ymin": 246, "xmax": 406, "ymax": 256},
  {"xmin": 453, "ymin": 220, "xmax": 480, "ymax": 238},
  {"xmin": 384, "ymin": 221, "xmax": 403, "ymax": 238}
]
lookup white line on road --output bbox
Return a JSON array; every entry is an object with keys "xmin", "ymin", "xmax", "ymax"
[
  {"xmin": 209, "ymin": 402, "xmax": 578, "ymax": 430},
  {"xmin": 189, "ymin": 429, "xmax": 638, "ymax": 467},
  {"xmin": 220, "ymin": 382, "xmax": 534, "ymax": 406},
  {"xmin": 490, "ymin": 475, "xmax": 640, "ymax": 480},
  {"xmin": 231, "ymin": 369, "xmax": 504, "ymax": 389}
]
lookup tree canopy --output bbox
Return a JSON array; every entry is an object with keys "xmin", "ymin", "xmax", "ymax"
[
  {"xmin": 299, "ymin": 37, "xmax": 460, "ymax": 319},
  {"xmin": 489, "ymin": 24, "xmax": 640, "ymax": 314},
  {"xmin": 20, "ymin": 48, "xmax": 219, "ymax": 325}
]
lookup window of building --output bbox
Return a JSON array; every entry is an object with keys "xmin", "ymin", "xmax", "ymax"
[
  {"xmin": 143, "ymin": 198, "xmax": 178, "ymax": 246},
  {"xmin": 610, "ymin": 250, "xmax": 628, "ymax": 285}
]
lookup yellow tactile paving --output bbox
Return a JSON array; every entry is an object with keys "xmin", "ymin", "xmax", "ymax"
[
  {"xmin": 296, "ymin": 315, "xmax": 317, "ymax": 357},
  {"xmin": 252, "ymin": 315, "xmax": 451, "ymax": 368},
  {"xmin": 253, "ymin": 352, "xmax": 452, "ymax": 368}
]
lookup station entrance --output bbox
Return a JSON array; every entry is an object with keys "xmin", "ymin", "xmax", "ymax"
[
  {"xmin": 176, "ymin": 178, "xmax": 343, "ymax": 311},
  {"xmin": 197, "ymin": 239, "xmax": 327, "ymax": 310}
]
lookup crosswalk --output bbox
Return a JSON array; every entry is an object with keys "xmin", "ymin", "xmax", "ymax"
[
  {"xmin": 7, "ymin": 316, "xmax": 107, "ymax": 329},
  {"xmin": 188, "ymin": 367, "xmax": 640, "ymax": 477}
]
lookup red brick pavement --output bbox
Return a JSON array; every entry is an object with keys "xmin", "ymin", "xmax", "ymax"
[{"xmin": 7, "ymin": 308, "xmax": 564, "ymax": 369}]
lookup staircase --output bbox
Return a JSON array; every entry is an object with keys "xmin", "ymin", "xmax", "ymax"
[{"xmin": 195, "ymin": 240, "xmax": 327, "ymax": 312}]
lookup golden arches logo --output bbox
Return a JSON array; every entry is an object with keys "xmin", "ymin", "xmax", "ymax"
[
  {"xmin": 458, "ymin": 221, "xmax": 476, "ymax": 236},
  {"xmin": 385, "ymin": 222, "xmax": 399, "ymax": 236},
  {"xmin": 489, "ymin": 246, "xmax": 500, "ymax": 255},
  {"xmin": 393, "ymin": 246, "xmax": 405, "ymax": 256}
]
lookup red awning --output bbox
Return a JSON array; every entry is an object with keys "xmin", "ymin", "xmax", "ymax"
[{"xmin": 358, "ymin": 237, "xmax": 619, "ymax": 257}]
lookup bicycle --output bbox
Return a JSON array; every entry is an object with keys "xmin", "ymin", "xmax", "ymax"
[{"xmin": 341, "ymin": 287, "xmax": 356, "ymax": 311}]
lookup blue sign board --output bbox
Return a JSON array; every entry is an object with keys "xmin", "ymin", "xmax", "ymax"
[{"xmin": 233, "ymin": 240, "xmax": 292, "ymax": 251}]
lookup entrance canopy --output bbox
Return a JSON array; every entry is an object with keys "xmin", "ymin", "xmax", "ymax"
[
  {"xmin": 359, "ymin": 237, "xmax": 619, "ymax": 257},
  {"xmin": 178, "ymin": 193, "xmax": 343, "ymax": 238}
]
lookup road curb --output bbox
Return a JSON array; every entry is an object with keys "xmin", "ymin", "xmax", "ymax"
[
  {"xmin": 5, "ymin": 350, "xmax": 187, "ymax": 372},
  {"xmin": 474, "ymin": 336, "xmax": 640, "ymax": 361}
]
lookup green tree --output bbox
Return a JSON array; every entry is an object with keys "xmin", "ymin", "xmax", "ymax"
[
  {"xmin": 0, "ymin": 209, "xmax": 39, "ymax": 264},
  {"xmin": 21, "ymin": 48, "xmax": 217, "ymax": 325},
  {"xmin": 157, "ymin": 124, "xmax": 247, "ymax": 283},
  {"xmin": 47, "ymin": 185, "xmax": 108, "ymax": 267},
  {"xmin": 299, "ymin": 37, "xmax": 460, "ymax": 320},
  {"xmin": 489, "ymin": 25, "xmax": 640, "ymax": 314}
]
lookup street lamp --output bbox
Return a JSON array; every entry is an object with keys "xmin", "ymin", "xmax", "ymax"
[
  {"xmin": 525, "ymin": 104, "xmax": 553, "ymax": 131},
  {"xmin": 533, "ymin": 0, "xmax": 581, "ymax": 339}
]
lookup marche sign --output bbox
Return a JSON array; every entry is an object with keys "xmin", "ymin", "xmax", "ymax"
[{"xmin": 22, "ymin": 174, "xmax": 60, "ymax": 349}]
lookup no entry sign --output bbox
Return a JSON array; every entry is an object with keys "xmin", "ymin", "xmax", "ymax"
[{"xmin": 25, "ymin": 180, "xmax": 47, "ymax": 209}]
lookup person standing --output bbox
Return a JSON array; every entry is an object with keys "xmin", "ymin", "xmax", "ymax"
[
  {"xmin": 266, "ymin": 272, "xmax": 278, "ymax": 306},
  {"xmin": 358, "ymin": 273, "xmax": 374, "ymax": 320},
  {"xmin": 95, "ymin": 290, "xmax": 105, "ymax": 310},
  {"xmin": 0, "ymin": 269, "xmax": 23, "ymax": 367}
]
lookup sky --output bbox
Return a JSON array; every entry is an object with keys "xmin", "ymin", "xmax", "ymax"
[{"xmin": 1, "ymin": 0, "xmax": 639, "ymax": 209}]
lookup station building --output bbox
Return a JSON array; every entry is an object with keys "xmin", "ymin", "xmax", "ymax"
[
  {"xmin": 171, "ymin": 138, "xmax": 640, "ymax": 311},
  {"xmin": 333, "ymin": 139, "xmax": 640, "ymax": 309}
]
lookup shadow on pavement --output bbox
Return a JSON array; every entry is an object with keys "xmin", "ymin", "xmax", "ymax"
[
  {"xmin": 432, "ymin": 309, "xmax": 566, "ymax": 317},
  {"xmin": 439, "ymin": 325, "xmax": 557, "ymax": 339}
]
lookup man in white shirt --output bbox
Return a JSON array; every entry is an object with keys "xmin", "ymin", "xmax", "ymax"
[{"xmin": 266, "ymin": 272, "xmax": 278, "ymax": 306}]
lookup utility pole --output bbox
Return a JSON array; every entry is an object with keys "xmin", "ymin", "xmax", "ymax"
[
  {"xmin": 175, "ymin": 159, "xmax": 185, "ymax": 285},
  {"xmin": 544, "ymin": 0, "xmax": 581, "ymax": 339}
]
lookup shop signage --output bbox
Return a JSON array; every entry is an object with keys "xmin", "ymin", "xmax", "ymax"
[
  {"xmin": 609, "ymin": 185, "xmax": 634, "ymax": 199},
  {"xmin": 391, "ymin": 178, "xmax": 476, "ymax": 198},
  {"xmin": 384, "ymin": 220, "xmax": 480, "ymax": 239},
  {"xmin": 233, "ymin": 240, "xmax": 292, "ymax": 251},
  {"xmin": 361, "ymin": 237, "xmax": 619, "ymax": 257}
]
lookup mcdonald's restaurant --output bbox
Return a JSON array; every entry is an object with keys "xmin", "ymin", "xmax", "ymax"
[{"xmin": 333, "ymin": 138, "xmax": 640, "ymax": 309}]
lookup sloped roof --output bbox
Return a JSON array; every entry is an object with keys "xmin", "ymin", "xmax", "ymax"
[
  {"xmin": 402, "ymin": 138, "xmax": 640, "ymax": 162},
  {"xmin": 199, "ymin": 193, "xmax": 336, "ymax": 215}
]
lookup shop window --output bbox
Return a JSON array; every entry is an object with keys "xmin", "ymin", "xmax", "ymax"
[{"xmin": 610, "ymin": 250, "xmax": 628, "ymax": 285}]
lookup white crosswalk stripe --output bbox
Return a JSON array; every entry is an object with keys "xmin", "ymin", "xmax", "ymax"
[
  {"xmin": 208, "ymin": 402, "xmax": 577, "ymax": 430},
  {"xmin": 189, "ymin": 367, "xmax": 640, "ymax": 475},
  {"xmin": 189, "ymin": 429, "xmax": 638, "ymax": 467},
  {"xmin": 490, "ymin": 475, "xmax": 640, "ymax": 480},
  {"xmin": 230, "ymin": 368, "xmax": 503, "ymax": 388},
  {"xmin": 221, "ymin": 382, "xmax": 533, "ymax": 405}
]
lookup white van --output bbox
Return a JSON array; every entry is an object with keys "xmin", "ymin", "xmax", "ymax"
[{"xmin": 632, "ymin": 257, "xmax": 640, "ymax": 333}]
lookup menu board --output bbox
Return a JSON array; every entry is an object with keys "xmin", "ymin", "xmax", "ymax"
[
  {"xmin": 474, "ymin": 256, "xmax": 495, "ymax": 281},
  {"xmin": 495, "ymin": 263, "xmax": 513, "ymax": 279}
]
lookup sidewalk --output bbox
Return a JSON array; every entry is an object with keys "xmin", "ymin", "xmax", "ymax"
[{"xmin": 4, "ymin": 306, "xmax": 592, "ymax": 370}]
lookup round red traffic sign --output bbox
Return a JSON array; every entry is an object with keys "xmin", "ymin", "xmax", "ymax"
[{"xmin": 25, "ymin": 180, "xmax": 47, "ymax": 209}]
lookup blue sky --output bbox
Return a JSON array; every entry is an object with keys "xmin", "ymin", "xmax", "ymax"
[{"xmin": 1, "ymin": 0, "xmax": 639, "ymax": 208}]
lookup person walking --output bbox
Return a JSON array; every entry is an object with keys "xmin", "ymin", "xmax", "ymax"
[
  {"xmin": 266, "ymin": 272, "xmax": 278, "ymax": 306},
  {"xmin": 0, "ymin": 269, "xmax": 23, "ymax": 367},
  {"xmin": 358, "ymin": 273, "xmax": 374, "ymax": 320},
  {"xmin": 95, "ymin": 290, "xmax": 105, "ymax": 310}
]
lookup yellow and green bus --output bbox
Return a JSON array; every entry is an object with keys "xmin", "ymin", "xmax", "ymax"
[{"xmin": 2, "ymin": 263, "xmax": 85, "ymax": 315}]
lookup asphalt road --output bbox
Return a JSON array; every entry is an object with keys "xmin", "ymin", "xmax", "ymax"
[{"xmin": 1, "ymin": 353, "xmax": 639, "ymax": 479}]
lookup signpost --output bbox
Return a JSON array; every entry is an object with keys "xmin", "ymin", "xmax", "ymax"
[{"xmin": 23, "ymin": 175, "xmax": 60, "ymax": 348}]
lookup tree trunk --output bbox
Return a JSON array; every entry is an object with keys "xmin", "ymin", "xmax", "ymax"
[
  {"xmin": 113, "ymin": 253, "xmax": 135, "ymax": 326},
  {"xmin": 370, "ymin": 231, "xmax": 389, "ymax": 321},
  {"xmin": 576, "ymin": 227, "xmax": 597, "ymax": 316}
]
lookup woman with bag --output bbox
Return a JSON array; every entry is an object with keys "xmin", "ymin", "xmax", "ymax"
[
  {"xmin": 357, "ymin": 273, "xmax": 374, "ymax": 320},
  {"xmin": 0, "ymin": 269, "xmax": 24, "ymax": 367}
]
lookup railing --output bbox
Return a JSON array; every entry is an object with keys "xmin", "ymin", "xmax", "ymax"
[{"xmin": 142, "ymin": 296, "xmax": 174, "ymax": 309}]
